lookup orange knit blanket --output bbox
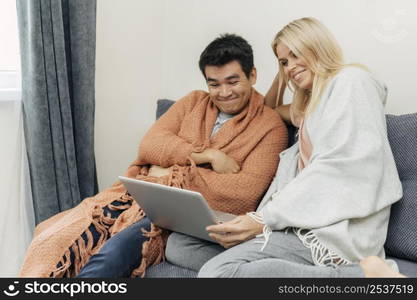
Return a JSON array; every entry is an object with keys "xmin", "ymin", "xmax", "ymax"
[{"xmin": 19, "ymin": 89, "xmax": 288, "ymax": 277}]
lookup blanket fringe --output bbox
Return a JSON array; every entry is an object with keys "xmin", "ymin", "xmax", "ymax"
[
  {"xmin": 51, "ymin": 248, "xmax": 71, "ymax": 278},
  {"xmin": 294, "ymin": 228, "xmax": 351, "ymax": 267},
  {"xmin": 131, "ymin": 224, "xmax": 169, "ymax": 278},
  {"xmin": 49, "ymin": 164, "xmax": 190, "ymax": 278},
  {"xmin": 49, "ymin": 193, "xmax": 138, "ymax": 277},
  {"xmin": 167, "ymin": 157, "xmax": 196, "ymax": 189}
]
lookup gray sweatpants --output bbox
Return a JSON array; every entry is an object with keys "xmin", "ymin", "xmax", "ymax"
[
  {"xmin": 165, "ymin": 232, "xmax": 224, "ymax": 271},
  {"xmin": 166, "ymin": 230, "xmax": 364, "ymax": 278}
]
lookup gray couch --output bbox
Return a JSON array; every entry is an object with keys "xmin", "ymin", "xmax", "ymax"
[{"xmin": 145, "ymin": 99, "xmax": 417, "ymax": 278}]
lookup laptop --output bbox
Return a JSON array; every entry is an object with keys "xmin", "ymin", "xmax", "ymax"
[{"xmin": 118, "ymin": 176, "xmax": 236, "ymax": 243}]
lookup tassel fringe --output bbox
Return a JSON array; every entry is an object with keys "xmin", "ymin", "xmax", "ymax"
[
  {"xmin": 49, "ymin": 163, "xmax": 191, "ymax": 278},
  {"xmin": 293, "ymin": 228, "xmax": 351, "ymax": 267}
]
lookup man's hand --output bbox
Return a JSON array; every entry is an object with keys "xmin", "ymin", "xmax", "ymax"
[
  {"xmin": 206, "ymin": 215, "xmax": 263, "ymax": 248},
  {"xmin": 148, "ymin": 165, "xmax": 171, "ymax": 177},
  {"xmin": 209, "ymin": 149, "xmax": 240, "ymax": 174},
  {"xmin": 191, "ymin": 148, "xmax": 240, "ymax": 174}
]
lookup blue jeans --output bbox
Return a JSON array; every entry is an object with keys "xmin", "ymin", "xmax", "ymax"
[{"xmin": 76, "ymin": 217, "xmax": 151, "ymax": 278}]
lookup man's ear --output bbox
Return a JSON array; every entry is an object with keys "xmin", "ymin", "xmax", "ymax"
[{"xmin": 249, "ymin": 67, "xmax": 257, "ymax": 85}]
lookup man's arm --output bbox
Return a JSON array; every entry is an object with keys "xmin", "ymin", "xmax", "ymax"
[
  {"xmin": 190, "ymin": 148, "xmax": 240, "ymax": 174},
  {"xmin": 265, "ymin": 73, "xmax": 292, "ymax": 123},
  {"xmin": 185, "ymin": 122, "xmax": 288, "ymax": 216},
  {"xmin": 148, "ymin": 148, "xmax": 241, "ymax": 177},
  {"xmin": 137, "ymin": 92, "xmax": 200, "ymax": 167},
  {"xmin": 191, "ymin": 123, "xmax": 288, "ymax": 248}
]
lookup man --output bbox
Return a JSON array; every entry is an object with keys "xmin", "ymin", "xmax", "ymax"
[{"xmin": 20, "ymin": 34, "xmax": 288, "ymax": 278}]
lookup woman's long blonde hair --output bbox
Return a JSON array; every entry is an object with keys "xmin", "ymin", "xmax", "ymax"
[{"xmin": 272, "ymin": 17, "xmax": 366, "ymax": 118}]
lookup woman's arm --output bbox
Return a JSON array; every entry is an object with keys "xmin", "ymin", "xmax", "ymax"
[
  {"xmin": 264, "ymin": 73, "xmax": 286, "ymax": 109},
  {"xmin": 265, "ymin": 73, "xmax": 291, "ymax": 123},
  {"xmin": 275, "ymin": 104, "xmax": 291, "ymax": 123}
]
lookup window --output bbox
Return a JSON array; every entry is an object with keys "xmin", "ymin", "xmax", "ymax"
[
  {"xmin": 0, "ymin": 0, "xmax": 34, "ymax": 277},
  {"xmin": 0, "ymin": 0, "xmax": 21, "ymax": 101}
]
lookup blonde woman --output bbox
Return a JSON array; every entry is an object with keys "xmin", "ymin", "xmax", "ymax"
[{"xmin": 197, "ymin": 17, "xmax": 405, "ymax": 277}]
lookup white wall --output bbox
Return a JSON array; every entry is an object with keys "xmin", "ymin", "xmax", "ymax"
[
  {"xmin": 0, "ymin": 0, "xmax": 20, "ymax": 70},
  {"xmin": 95, "ymin": 0, "xmax": 165, "ymax": 189},
  {"xmin": 96, "ymin": 0, "xmax": 417, "ymax": 190}
]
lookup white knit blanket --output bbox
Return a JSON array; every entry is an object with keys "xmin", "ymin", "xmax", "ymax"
[{"xmin": 257, "ymin": 67, "xmax": 403, "ymax": 269}]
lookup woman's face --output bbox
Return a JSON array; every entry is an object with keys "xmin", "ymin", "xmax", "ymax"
[{"xmin": 275, "ymin": 43, "xmax": 313, "ymax": 91}]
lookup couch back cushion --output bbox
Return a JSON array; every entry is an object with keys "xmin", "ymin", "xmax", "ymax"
[
  {"xmin": 156, "ymin": 99, "xmax": 175, "ymax": 120},
  {"xmin": 384, "ymin": 113, "xmax": 417, "ymax": 262}
]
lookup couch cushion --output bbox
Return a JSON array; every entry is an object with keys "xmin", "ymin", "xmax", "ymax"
[
  {"xmin": 384, "ymin": 113, "xmax": 417, "ymax": 262},
  {"xmin": 388, "ymin": 256, "xmax": 417, "ymax": 278},
  {"xmin": 145, "ymin": 261, "xmax": 197, "ymax": 278},
  {"xmin": 156, "ymin": 99, "xmax": 175, "ymax": 120}
]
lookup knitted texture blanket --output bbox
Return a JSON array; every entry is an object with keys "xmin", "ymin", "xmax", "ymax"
[
  {"xmin": 258, "ymin": 67, "xmax": 403, "ymax": 268},
  {"xmin": 20, "ymin": 88, "xmax": 288, "ymax": 277}
]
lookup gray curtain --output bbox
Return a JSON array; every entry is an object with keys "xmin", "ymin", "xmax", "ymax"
[{"xmin": 17, "ymin": 0, "xmax": 98, "ymax": 224}]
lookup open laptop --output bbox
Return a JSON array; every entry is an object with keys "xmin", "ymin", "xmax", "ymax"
[{"xmin": 118, "ymin": 176, "xmax": 236, "ymax": 243}]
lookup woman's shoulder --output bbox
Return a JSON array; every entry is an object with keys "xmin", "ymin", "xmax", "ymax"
[
  {"xmin": 328, "ymin": 66, "xmax": 387, "ymax": 99},
  {"xmin": 332, "ymin": 66, "xmax": 373, "ymax": 83},
  {"xmin": 317, "ymin": 66, "xmax": 388, "ymax": 115}
]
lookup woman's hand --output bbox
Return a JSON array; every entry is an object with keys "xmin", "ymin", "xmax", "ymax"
[
  {"xmin": 206, "ymin": 215, "xmax": 264, "ymax": 248},
  {"xmin": 148, "ymin": 165, "xmax": 171, "ymax": 177},
  {"xmin": 191, "ymin": 148, "xmax": 240, "ymax": 174}
]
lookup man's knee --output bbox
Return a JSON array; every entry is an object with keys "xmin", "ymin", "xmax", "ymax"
[{"xmin": 77, "ymin": 218, "xmax": 151, "ymax": 277}]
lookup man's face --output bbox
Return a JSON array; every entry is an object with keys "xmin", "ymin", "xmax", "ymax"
[{"xmin": 205, "ymin": 60, "xmax": 256, "ymax": 115}]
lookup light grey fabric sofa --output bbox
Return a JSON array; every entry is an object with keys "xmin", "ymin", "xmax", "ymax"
[{"xmin": 145, "ymin": 100, "xmax": 417, "ymax": 278}]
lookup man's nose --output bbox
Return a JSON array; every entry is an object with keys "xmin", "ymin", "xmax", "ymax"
[{"xmin": 219, "ymin": 85, "xmax": 232, "ymax": 97}]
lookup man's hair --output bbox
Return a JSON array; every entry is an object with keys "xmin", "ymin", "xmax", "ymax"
[{"xmin": 199, "ymin": 33, "xmax": 254, "ymax": 79}]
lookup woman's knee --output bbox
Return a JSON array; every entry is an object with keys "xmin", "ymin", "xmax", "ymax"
[
  {"xmin": 166, "ymin": 232, "xmax": 224, "ymax": 271},
  {"xmin": 198, "ymin": 257, "xmax": 240, "ymax": 278},
  {"xmin": 165, "ymin": 232, "xmax": 184, "ymax": 264}
]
